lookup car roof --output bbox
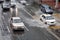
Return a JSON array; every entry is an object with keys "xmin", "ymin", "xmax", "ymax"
[
  {"xmin": 11, "ymin": 0, "xmax": 16, "ymax": 1},
  {"xmin": 42, "ymin": 14, "xmax": 51, "ymax": 16},
  {"xmin": 3, "ymin": 2, "xmax": 10, "ymax": 5},
  {"xmin": 12, "ymin": 17, "xmax": 21, "ymax": 19}
]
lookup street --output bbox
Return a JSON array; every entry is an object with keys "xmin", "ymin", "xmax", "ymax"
[
  {"xmin": 11, "ymin": 3, "xmax": 58, "ymax": 40},
  {"xmin": 0, "ymin": 0, "xmax": 60, "ymax": 40}
]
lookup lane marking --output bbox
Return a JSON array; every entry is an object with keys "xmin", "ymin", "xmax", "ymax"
[
  {"xmin": 16, "ymin": 7, "xmax": 18, "ymax": 16},
  {"xmin": 7, "ymin": 26, "xmax": 10, "ymax": 33},
  {"xmin": 22, "ymin": 8, "xmax": 33, "ymax": 18},
  {"xmin": 24, "ymin": 26, "xmax": 29, "ymax": 31},
  {"xmin": 10, "ymin": 8, "xmax": 13, "ymax": 14}
]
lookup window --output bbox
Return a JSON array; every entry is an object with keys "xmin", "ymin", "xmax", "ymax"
[
  {"xmin": 45, "ymin": 16, "xmax": 54, "ymax": 20},
  {"xmin": 13, "ymin": 19, "xmax": 21, "ymax": 23}
]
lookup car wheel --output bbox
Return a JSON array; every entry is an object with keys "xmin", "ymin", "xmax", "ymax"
[
  {"xmin": 45, "ymin": 22, "xmax": 47, "ymax": 24},
  {"xmin": 40, "ymin": 18, "xmax": 43, "ymax": 21}
]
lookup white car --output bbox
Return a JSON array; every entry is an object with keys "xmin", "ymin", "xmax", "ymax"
[
  {"xmin": 40, "ymin": 14, "xmax": 56, "ymax": 25},
  {"xmin": 2, "ymin": 2, "xmax": 10, "ymax": 11},
  {"xmin": 19, "ymin": 0, "xmax": 29, "ymax": 5},
  {"xmin": 10, "ymin": 17, "xmax": 25, "ymax": 31},
  {"xmin": 10, "ymin": 0, "xmax": 16, "ymax": 8}
]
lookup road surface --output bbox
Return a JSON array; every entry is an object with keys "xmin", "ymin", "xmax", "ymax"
[
  {"xmin": 0, "ymin": 1, "xmax": 59, "ymax": 40},
  {"xmin": 11, "ymin": 3, "xmax": 58, "ymax": 40}
]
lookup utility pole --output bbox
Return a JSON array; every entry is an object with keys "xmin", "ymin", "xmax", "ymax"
[{"xmin": 55, "ymin": 0, "xmax": 58, "ymax": 8}]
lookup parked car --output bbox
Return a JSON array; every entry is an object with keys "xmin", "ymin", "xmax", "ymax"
[
  {"xmin": 0, "ymin": 0, "xmax": 4, "ymax": 3},
  {"xmin": 10, "ymin": 17, "xmax": 25, "ymax": 31},
  {"xmin": 40, "ymin": 4, "xmax": 53, "ymax": 14},
  {"xmin": 2, "ymin": 2, "xmax": 10, "ymax": 12},
  {"xmin": 40, "ymin": 14, "xmax": 56, "ymax": 25}
]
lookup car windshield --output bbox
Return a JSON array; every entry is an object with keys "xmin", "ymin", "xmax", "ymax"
[
  {"xmin": 13, "ymin": 19, "xmax": 21, "ymax": 23},
  {"xmin": 3, "ymin": 4, "xmax": 9, "ymax": 7},
  {"xmin": 45, "ymin": 6, "xmax": 51, "ymax": 9},
  {"xmin": 45, "ymin": 16, "xmax": 54, "ymax": 20}
]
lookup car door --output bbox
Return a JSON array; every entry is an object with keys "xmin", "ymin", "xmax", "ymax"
[
  {"xmin": 41, "ymin": 6, "xmax": 45, "ymax": 12},
  {"xmin": 43, "ymin": 6, "xmax": 46, "ymax": 13}
]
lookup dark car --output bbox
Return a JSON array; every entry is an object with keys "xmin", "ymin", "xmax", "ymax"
[
  {"xmin": 40, "ymin": 4, "xmax": 53, "ymax": 14},
  {"xmin": 0, "ymin": 0, "xmax": 4, "ymax": 3}
]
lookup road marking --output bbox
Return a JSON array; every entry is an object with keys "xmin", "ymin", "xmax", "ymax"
[
  {"xmin": 10, "ymin": 8, "xmax": 13, "ymax": 14},
  {"xmin": 16, "ymin": 7, "xmax": 18, "ymax": 16},
  {"xmin": 24, "ymin": 26, "xmax": 29, "ymax": 31},
  {"xmin": 7, "ymin": 26, "xmax": 10, "ymax": 33},
  {"xmin": 22, "ymin": 8, "xmax": 33, "ymax": 18},
  {"xmin": 47, "ymin": 28, "xmax": 60, "ymax": 40}
]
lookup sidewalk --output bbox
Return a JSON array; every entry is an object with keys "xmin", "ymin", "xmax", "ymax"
[
  {"xmin": 53, "ymin": 13, "xmax": 60, "ymax": 23},
  {"xmin": 53, "ymin": 13, "xmax": 60, "ymax": 18}
]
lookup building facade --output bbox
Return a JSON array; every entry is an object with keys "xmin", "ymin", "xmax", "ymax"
[
  {"xmin": 27, "ymin": 0, "xmax": 60, "ymax": 9},
  {"xmin": 41, "ymin": 0, "xmax": 60, "ymax": 9}
]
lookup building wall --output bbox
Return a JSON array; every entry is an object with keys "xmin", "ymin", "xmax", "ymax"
[
  {"xmin": 41, "ymin": 0, "xmax": 60, "ymax": 9},
  {"xmin": 42, "ymin": 0, "xmax": 55, "ymax": 7},
  {"xmin": 27, "ymin": 0, "xmax": 60, "ymax": 9},
  {"xmin": 42, "ymin": 0, "xmax": 53, "ymax": 1}
]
